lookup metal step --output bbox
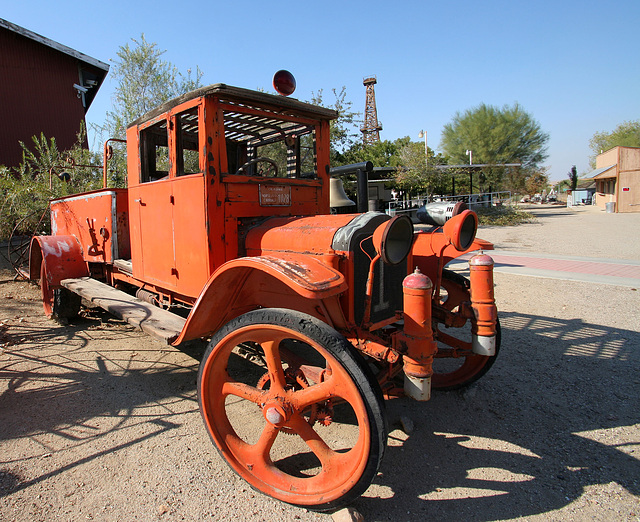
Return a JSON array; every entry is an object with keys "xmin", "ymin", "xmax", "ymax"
[{"xmin": 61, "ymin": 277, "xmax": 186, "ymax": 344}]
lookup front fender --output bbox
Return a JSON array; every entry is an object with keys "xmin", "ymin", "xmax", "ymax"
[
  {"xmin": 29, "ymin": 235, "xmax": 89, "ymax": 286},
  {"xmin": 173, "ymin": 254, "xmax": 347, "ymax": 345}
]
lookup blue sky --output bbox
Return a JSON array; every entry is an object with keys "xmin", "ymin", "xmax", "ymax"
[{"xmin": 3, "ymin": 0, "xmax": 639, "ymax": 181}]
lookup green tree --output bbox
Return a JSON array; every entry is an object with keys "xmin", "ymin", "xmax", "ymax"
[
  {"xmin": 310, "ymin": 87, "xmax": 360, "ymax": 164},
  {"xmin": 440, "ymin": 103, "xmax": 549, "ymax": 192},
  {"xmin": 523, "ymin": 169, "xmax": 550, "ymax": 195},
  {"xmin": 0, "ymin": 125, "xmax": 102, "ymax": 239},
  {"xmin": 588, "ymin": 120, "xmax": 640, "ymax": 168},
  {"xmin": 96, "ymin": 35, "xmax": 203, "ymax": 185},
  {"xmin": 393, "ymin": 139, "xmax": 449, "ymax": 198},
  {"xmin": 340, "ymin": 137, "xmax": 408, "ymax": 167},
  {"xmin": 568, "ymin": 165, "xmax": 578, "ymax": 191}
]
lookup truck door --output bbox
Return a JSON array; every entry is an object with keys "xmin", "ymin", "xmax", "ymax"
[{"xmin": 129, "ymin": 107, "xmax": 209, "ymax": 297}]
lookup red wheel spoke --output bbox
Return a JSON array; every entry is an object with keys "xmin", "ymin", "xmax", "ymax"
[
  {"xmin": 253, "ymin": 422, "xmax": 279, "ymax": 461},
  {"xmin": 290, "ymin": 414, "xmax": 363, "ymax": 474},
  {"xmin": 292, "ymin": 378, "xmax": 338, "ymax": 410},
  {"xmin": 261, "ymin": 339, "xmax": 287, "ymax": 392},
  {"xmin": 226, "ymin": 423, "xmax": 279, "ymax": 469},
  {"xmin": 288, "ymin": 414, "xmax": 336, "ymax": 468},
  {"xmin": 222, "ymin": 379, "xmax": 266, "ymax": 404}
]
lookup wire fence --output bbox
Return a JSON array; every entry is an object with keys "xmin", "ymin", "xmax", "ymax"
[{"xmin": 386, "ymin": 191, "xmax": 513, "ymax": 216}]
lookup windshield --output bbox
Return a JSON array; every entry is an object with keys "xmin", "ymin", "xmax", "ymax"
[{"xmin": 222, "ymin": 108, "xmax": 317, "ymax": 179}]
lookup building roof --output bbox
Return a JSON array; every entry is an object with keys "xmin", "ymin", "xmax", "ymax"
[
  {"xmin": 0, "ymin": 18, "xmax": 109, "ymax": 72},
  {"xmin": 0, "ymin": 18, "xmax": 109, "ymax": 111},
  {"xmin": 575, "ymin": 179, "xmax": 596, "ymax": 190},
  {"xmin": 588, "ymin": 165, "xmax": 616, "ymax": 179}
]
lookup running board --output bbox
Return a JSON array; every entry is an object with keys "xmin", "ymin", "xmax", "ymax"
[{"xmin": 61, "ymin": 277, "xmax": 186, "ymax": 344}]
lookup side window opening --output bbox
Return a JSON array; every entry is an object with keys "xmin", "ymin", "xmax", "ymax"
[
  {"xmin": 139, "ymin": 120, "xmax": 169, "ymax": 183},
  {"xmin": 176, "ymin": 108, "xmax": 200, "ymax": 176}
]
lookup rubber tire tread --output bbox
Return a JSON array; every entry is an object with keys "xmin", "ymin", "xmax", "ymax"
[
  {"xmin": 52, "ymin": 288, "xmax": 82, "ymax": 319},
  {"xmin": 197, "ymin": 308, "xmax": 387, "ymax": 512}
]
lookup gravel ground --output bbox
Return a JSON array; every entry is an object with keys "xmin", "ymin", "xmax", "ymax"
[{"xmin": 1, "ymin": 204, "xmax": 639, "ymax": 521}]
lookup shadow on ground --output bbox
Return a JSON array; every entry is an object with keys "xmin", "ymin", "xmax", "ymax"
[
  {"xmin": 0, "ymin": 311, "xmax": 200, "ymax": 496},
  {"xmin": 355, "ymin": 310, "xmax": 640, "ymax": 520},
  {"xmin": 1, "ymin": 308, "xmax": 638, "ymax": 520}
]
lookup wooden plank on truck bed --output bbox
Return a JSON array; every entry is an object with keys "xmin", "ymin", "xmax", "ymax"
[{"xmin": 61, "ymin": 277, "xmax": 186, "ymax": 344}]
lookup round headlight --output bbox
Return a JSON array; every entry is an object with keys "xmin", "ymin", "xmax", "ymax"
[
  {"xmin": 443, "ymin": 210, "xmax": 477, "ymax": 251},
  {"xmin": 373, "ymin": 215, "xmax": 414, "ymax": 265}
]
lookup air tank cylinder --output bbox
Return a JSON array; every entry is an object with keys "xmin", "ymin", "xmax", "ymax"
[
  {"xmin": 469, "ymin": 253, "xmax": 497, "ymax": 356},
  {"xmin": 400, "ymin": 268, "xmax": 438, "ymax": 401}
]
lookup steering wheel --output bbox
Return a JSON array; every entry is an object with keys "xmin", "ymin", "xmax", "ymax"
[{"xmin": 235, "ymin": 157, "xmax": 279, "ymax": 177}]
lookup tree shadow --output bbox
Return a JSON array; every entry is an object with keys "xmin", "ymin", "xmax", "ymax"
[
  {"xmin": 0, "ymin": 312, "xmax": 199, "ymax": 496},
  {"xmin": 355, "ymin": 311, "xmax": 640, "ymax": 520}
]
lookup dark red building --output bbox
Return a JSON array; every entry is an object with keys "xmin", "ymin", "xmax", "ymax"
[{"xmin": 0, "ymin": 18, "xmax": 109, "ymax": 168}]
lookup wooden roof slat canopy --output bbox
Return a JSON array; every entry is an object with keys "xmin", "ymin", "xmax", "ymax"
[{"xmin": 129, "ymin": 84, "xmax": 338, "ymax": 130}]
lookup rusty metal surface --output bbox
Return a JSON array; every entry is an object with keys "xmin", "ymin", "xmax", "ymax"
[
  {"xmin": 174, "ymin": 254, "xmax": 347, "ymax": 345},
  {"xmin": 29, "ymin": 235, "xmax": 88, "ymax": 286},
  {"xmin": 50, "ymin": 189, "xmax": 129, "ymax": 264}
]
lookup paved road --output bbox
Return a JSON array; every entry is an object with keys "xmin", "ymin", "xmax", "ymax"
[{"xmin": 450, "ymin": 249, "xmax": 640, "ymax": 288}]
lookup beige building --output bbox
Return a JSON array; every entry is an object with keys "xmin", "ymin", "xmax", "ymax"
[{"xmin": 592, "ymin": 146, "xmax": 640, "ymax": 213}]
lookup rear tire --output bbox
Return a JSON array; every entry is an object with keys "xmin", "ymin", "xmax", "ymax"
[{"xmin": 40, "ymin": 262, "xmax": 81, "ymax": 320}]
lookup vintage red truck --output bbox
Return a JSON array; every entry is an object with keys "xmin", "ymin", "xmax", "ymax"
[{"xmin": 30, "ymin": 77, "xmax": 499, "ymax": 511}]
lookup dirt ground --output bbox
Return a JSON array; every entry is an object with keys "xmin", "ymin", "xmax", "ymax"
[{"xmin": 1, "ymin": 205, "xmax": 639, "ymax": 521}]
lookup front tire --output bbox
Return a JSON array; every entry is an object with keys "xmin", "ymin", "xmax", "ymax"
[
  {"xmin": 197, "ymin": 308, "xmax": 386, "ymax": 512},
  {"xmin": 432, "ymin": 269, "xmax": 501, "ymax": 390}
]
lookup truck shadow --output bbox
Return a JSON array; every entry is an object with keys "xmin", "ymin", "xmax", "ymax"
[{"xmin": 357, "ymin": 310, "xmax": 640, "ymax": 520}]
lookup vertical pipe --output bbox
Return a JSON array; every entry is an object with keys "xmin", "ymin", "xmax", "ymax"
[{"xmin": 357, "ymin": 168, "xmax": 368, "ymax": 213}]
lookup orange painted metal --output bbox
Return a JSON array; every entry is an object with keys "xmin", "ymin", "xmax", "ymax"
[
  {"xmin": 396, "ymin": 268, "xmax": 437, "ymax": 380},
  {"xmin": 174, "ymin": 253, "xmax": 347, "ymax": 345},
  {"xmin": 469, "ymin": 253, "xmax": 498, "ymax": 338},
  {"xmin": 120, "ymin": 89, "xmax": 336, "ymax": 300},
  {"xmin": 29, "ymin": 79, "xmax": 507, "ymax": 509},
  {"xmin": 245, "ymin": 214, "xmax": 356, "ymax": 257},
  {"xmin": 29, "ymin": 235, "xmax": 89, "ymax": 286},
  {"xmin": 412, "ymin": 210, "xmax": 493, "ymax": 284},
  {"xmin": 49, "ymin": 188, "xmax": 130, "ymax": 264},
  {"xmin": 30, "ymin": 235, "xmax": 89, "ymax": 317},
  {"xmin": 198, "ymin": 321, "xmax": 372, "ymax": 506}
]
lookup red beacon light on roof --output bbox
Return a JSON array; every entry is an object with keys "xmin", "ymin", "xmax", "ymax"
[{"xmin": 273, "ymin": 70, "xmax": 296, "ymax": 96}]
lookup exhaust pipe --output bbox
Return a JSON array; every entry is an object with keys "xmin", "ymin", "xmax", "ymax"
[{"xmin": 417, "ymin": 201, "xmax": 467, "ymax": 226}]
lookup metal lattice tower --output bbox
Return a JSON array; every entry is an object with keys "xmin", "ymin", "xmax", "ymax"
[{"xmin": 360, "ymin": 76, "xmax": 382, "ymax": 146}]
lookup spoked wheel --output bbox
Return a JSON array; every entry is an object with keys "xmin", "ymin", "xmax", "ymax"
[
  {"xmin": 197, "ymin": 308, "xmax": 386, "ymax": 512},
  {"xmin": 40, "ymin": 261, "xmax": 81, "ymax": 320},
  {"xmin": 8, "ymin": 209, "xmax": 48, "ymax": 279},
  {"xmin": 432, "ymin": 269, "xmax": 500, "ymax": 390}
]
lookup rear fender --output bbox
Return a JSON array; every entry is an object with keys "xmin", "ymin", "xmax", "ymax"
[
  {"xmin": 29, "ymin": 235, "xmax": 89, "ymax": 286},
  {"xmin": 173, "ymin": 254, "xmax": 347, "ymax": 345}
]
